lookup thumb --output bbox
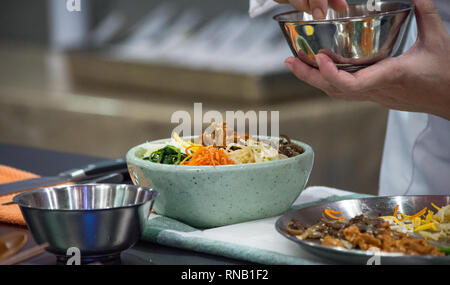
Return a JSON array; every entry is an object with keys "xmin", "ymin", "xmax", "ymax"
[{"xmin": 411, "ymin": 0, "xmax": 447, "ymax": 43}]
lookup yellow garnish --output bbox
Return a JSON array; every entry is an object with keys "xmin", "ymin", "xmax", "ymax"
[
  {"xmin": 425, "ymin": 210, "xmax": 434, "ymax": 223},
  {"xmin": 172, "ymin": 132, "xmax": 203, "ymax": 154},
  {"xmin": 386, "ymin": 203, "xmax": 445, "ymax": 235},
  {"xmin": 414, "ymin": 222, "xmax": 437, "ymax": 232},
  {"xmin": 400, "ymin": 213, "xmax": 411, "ymax": 220},
  {"xmin": 413, "ymin": 217, "xmax": 422, "ymax": 226},
  {"xmin": 173, "ymin": 132, "xmax": 191, "ymax": 148},
  {"xmin": 379, "ymin": 216, "xmax": 403, "ymax": 226},
  {"xmin": 431, "ymin": 202, "xmax": 440, "ymax": 211}
]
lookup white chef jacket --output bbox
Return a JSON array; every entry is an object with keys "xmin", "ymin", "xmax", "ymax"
[
  {"xmin": 249, "ymin": 0, "xmax": 450, "ymax": 195},
  {"xmin": 380, "ymin": 0, "xmax": 450, "ymax": 196}
]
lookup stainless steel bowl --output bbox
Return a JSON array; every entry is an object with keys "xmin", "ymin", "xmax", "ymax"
[
  {"xmin": 274, "ymin": 2, "xmax": 414, "ymax": 71},
  {"xmin": 13, "ymin": 184, "xmax": 157, "ymax": 263}
]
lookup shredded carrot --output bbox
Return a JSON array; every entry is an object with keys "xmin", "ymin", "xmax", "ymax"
[
  {"xmin": 324, "ymin": 209, "xmax": 345, "ymax": 221},
  {"xmin": 396, "ymin": 204, "xmax": 438, "ymax": 222},
  {"xmin": 185, "ymin": 145, "xmax": 196, "ymax": 155},
  {"xmin": 393, "ymin": 205, "xmax": 399, "ymax": 218},
  {"xmin": 325, "ymin": 209, "xmax": 342, "ymax": 215},
  {"xmin": 180, "ymin": 145, "xmax": 235, "ymax": 166},
  {"xmin": 394, "ymin": 204, "xmax": 406, "ymax": 221},
  {"xmin": 409, "ymin": 207, "xmax": 427, "ymax": 220}
]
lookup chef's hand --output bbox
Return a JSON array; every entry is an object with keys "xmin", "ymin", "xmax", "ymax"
[
  {"xmin": 274, "ymin": 0, "xmax": 348, "ymax": 19},
  {"xmin": 283, "ymin": 0, "xmax": 450, "ymax": 120}
]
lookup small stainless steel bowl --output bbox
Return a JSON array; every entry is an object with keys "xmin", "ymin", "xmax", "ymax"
[
  {"xmin": 274, "ymin": 2, "xmax": 414, "ymax": 71},
  {"xmin": 13, "ymin": 184, "xmax": 157, "ymax": 263}
]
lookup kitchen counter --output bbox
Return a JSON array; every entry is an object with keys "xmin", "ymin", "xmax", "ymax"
[{"xmin": 0, "ymin": 142, "xmax": 246, "ymax": 265}]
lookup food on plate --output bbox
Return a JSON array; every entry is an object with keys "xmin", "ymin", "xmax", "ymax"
[
  {"xmin": 135, "ymin": 121, "xmax": 304, "ymax": 166},
  {"xmin": 285, "ymin": 208, "xmax": 446, "ymax": 256},
  {"xmin": 379, "ymin": 203, "xmax": 450, "ymax": 243}
]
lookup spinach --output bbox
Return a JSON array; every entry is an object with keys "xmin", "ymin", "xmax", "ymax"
[
  {"xmin": 144, "ymin": 145, "xmax": 187, "ymax": 165},
  {"xmin": 440, "ymin": 247, "xmax": 450, "ymax": 255}
]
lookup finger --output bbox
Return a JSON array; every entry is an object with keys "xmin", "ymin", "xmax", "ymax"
[
  {"xmin": 308, "ymin": 0, "xmax": 328, "ymax": 19},
  {"xmin": 411, "ymin": 0, "xmax": 447, "ymax": 43},
  {"xmin": 314, "ymin": 53, "xmax": 407, "ymax": 103},
  {"xmin": 328, "ymin": 0, "xmax": 348, "ymax": 12},
  {"xmin": 288, "ymin": 0, "xmax": 311, "ymax": 13},
  {"xmin": 315, "ymin": 53, "xmax": 359, "ymax": 91},
  {"xmin": 284, "ymin": 57, "xmax": 331, "ymax": 90},
  {"xmin": 287, "ymin": 0, "xmax": 348, "ymax": 14},
  {"xmin": 316, "ymin": 52, "xmax": 403, "ymax": 91}
]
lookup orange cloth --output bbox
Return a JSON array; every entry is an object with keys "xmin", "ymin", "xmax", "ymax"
[
  {"xmin": 0, "ymin": 165, "xmax": 74, "ymax": 226},
  {"xmin": 0, "ymin": 165, "xmax": 40, "ymax": 225}
]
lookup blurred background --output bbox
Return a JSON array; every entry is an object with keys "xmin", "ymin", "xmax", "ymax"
[{"xmin": 0, "ymin": 0, "xmax": 388, "ymax": 195}]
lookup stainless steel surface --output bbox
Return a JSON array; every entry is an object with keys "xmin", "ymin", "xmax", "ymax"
[
  {"xmin": 276, "ymin": 195, "xmax": 450, "ymax": 265},
  {"xmin": 274, "ymin": 2, "xmax": 414, "ymax": 71},
  {"xmin": 12, "ymin": 184, "xmax": 157, "ymax": 262}
]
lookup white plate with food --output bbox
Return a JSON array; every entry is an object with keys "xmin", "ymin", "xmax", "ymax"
[{"xmin": 276, "ymin": 196, "xmax": 450, "ymax": 264}]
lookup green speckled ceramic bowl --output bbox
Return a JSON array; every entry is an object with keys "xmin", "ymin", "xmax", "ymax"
[{"xmin": 126, "ymin": 137, "xmax": 314, "ymax": 228}]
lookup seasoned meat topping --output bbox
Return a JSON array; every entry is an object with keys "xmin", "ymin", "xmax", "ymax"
[{"xmin": 285, "ymin": 213, "xmax": 444, "ymax": 256}]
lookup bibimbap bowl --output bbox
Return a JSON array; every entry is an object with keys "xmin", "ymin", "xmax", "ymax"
[{"xmin": 126, "ymin": 136, "xmax": 314, "ymax": 228}]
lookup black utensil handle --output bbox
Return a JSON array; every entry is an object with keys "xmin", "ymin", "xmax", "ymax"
[
  {"xmin": 85, "ymin": 172, "xmax": 125, "ymax": 184},
  {"xmin": 60, "ymin": 158, "xmax": 127, "ymax": 181},
  {"xmin": 83, "ymin": 158, "xmax": 127, "ymax": 176}
]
